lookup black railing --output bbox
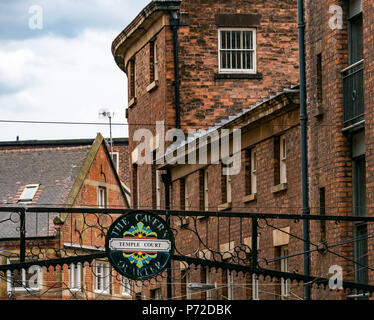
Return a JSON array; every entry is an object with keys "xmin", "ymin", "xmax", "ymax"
[{"xmin": 342, "ymin": 59, "xmax": 364, "ymax": 128}]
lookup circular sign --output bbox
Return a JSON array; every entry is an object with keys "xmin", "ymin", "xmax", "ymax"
[{"xmin": 105, "ymin": 211, "xmax": 174, "ymax": 280}]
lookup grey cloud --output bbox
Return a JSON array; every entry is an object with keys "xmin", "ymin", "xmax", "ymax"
[{"xmin": 0, "ymin": 0, "xmax": 149, "ymax": 40}]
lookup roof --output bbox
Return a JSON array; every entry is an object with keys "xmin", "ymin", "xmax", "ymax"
[
  {"xmin": 0, "ymin": 137, "xmax": 128, "ymax": 148},
  {"xmin": 0, "ymin": 145, "xmax": 92, "ymax": 239},
  {"xmin": 112, "ymin": 0, "xmax": 182, "ymax": 72},
  {"xmin": 158, "ymin": 85, "xmax": 300, "ymax": 165},
  {"xmin": 0, "ymin": 133, "xmax": 130, "ymax": 239}
]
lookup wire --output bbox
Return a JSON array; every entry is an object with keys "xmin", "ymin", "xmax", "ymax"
[
  {"xmin": 264, "ymin": 220, "xmax": 374, "ymax": 272},
  {"xmin": 6, "ymin": 202, "xmax": 374, "ymax": 210},
  {"xmin": 260, "ymin": 231, "xmax": 374, "ymax": 265},
  {"xmin": 0, "ymin": 119, "xmax": 128, "ymax": 126},
  {"xmin": 1, "ymin": 118, "xmax": 372, "ymax": 128}
]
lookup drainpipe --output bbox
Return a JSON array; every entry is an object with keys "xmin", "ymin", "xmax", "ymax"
[
  {"xmin": 298, "ymin": 0, "xmax": 311, "ymax": 300},
  {"xmin": 161, "ymin": 168, "xmax": 172, "ymax": 299},
  {"xmin": 170, "ymin": 10, "xmax": 181, "ymax": 129}
]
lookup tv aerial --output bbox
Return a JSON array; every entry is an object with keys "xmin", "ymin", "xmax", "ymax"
[{"xmin": 98, "ymin": 108, "xmax": 115, "ymax": 156}]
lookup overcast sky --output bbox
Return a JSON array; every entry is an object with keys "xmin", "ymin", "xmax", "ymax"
[{"xmin": 0, "ymin": 0, "xmax": 149, "ymax": 142}]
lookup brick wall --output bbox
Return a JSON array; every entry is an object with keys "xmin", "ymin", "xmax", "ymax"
[
  {"xmin": 125, "ymin": 0, "xmax": 300, "ymax": 225},
  {"xmin": 137, "ymin": 94, "xmax": 306, "ymax": 300},
  {"xmin": 116, "ymin": 0, "xmax": 374, "ymax": 300},
  {"xmin": 177, "ymin": 0, "xmax": 299, "ymax": 127},
  {"xmin": 60, "ymin": 143, "xmax": 128, "ymax": 299},
  {"xmin": 304, "ymin": 0, "xmax": 374, "ymax": 299}
]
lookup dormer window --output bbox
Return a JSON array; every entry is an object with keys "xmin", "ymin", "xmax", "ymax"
[{"xmin": 18, "ymin": 184, "xmax": 39, "ymax": 204}]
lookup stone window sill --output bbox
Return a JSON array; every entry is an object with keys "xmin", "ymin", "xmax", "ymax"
[
  {"xmin": 271, "ymin": 183, "xmax": 288, "ymax": 194},
  {"xmin": 243, "ymin": 193, "xmax": 257, "ymax": 203},
  {"xmin": 214, "ymin": 73, "xmax": 263, "ymax": 80},
  {"xmin": 128, "ymin": 97, "xmax": 137, "ymax": 108},
  {"xmin": 146, "ymin": 80, "xmax": 158, "ymax": 93},
  {"xmin": 217, "ymin": 202, "xmax": 232, "ymax": 211}
]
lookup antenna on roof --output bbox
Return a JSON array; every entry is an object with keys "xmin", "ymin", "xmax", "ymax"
[{"xmin": 98, "ymin": 108, "xmax": 115, "ymax": 158}]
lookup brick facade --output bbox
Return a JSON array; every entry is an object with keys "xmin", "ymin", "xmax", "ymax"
[
  {"xmin": 112, "ymin": 0, "xmax": 302, "ymax": 300},
  {"xmin": 0, "ymin": 135, "xmax": 131, "ymax": 299},
  {"xmin": 112, "ymin": 0, "xmax": 374, "ymax": 300},
  {"xmin": 113, "ymin": 0, "xmax": 300, "ymax": 218},
  {"xmin": 305, "ymin": 0, "xmax": 373, "ymax": 300}
]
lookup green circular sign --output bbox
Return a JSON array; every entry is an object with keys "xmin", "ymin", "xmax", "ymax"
[{"xmin": 105, "ymin": 211, "xmax": 174, "ymax": 280}]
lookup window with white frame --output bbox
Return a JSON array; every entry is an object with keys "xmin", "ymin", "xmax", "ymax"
[
  {"xmin": 150, "ymin": 40, "xmax": 159, "ymax": 82},
  {"xmin": 98, "ymin": 187, "xmax": 107, "ymax": 208},
  {"xmin": 94, "ymin": 262, "xmax": 110, "ymax": 294},
  {"xmin": 18, "ymin": 184, "xmax": 39, "ymax": 204},
  {"xmin": 251, "ymin": 149, "xmax": 257, "ymax": 195},
  {"xmin": 7, "ymin": 260, "xmax": 41, "ymax": 292},
  {"xmin": 280, "ymin": 136, "xmax": 287, "ymax": 184},
  {"xmin": 69, "ymin": 263, "xmax": 82, "ymax": 291},
  {"xmin": 110, "ymin": 152, "xmax": 119, "ymax": 172},
  {"xmin": 122, "ymin": 277, "xmax": 131, "ymax": 296},
  {"xmin": 218, "ymin": 28, "xmax": 257, "ymax": 74},
  {"xmin": 252, "ymin": 274, "xmax": 259, "ymax": 300},
  {"xmin": 280, "ymin": 245, "xmax": 290, "ymax": 298}
]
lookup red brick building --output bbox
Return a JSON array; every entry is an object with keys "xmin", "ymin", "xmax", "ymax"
[
  {"xmin": 112, "ymin": 0, "xmax": 300, "ymax": 211},
  {"xmin": 112, "ymin": 0, "xmax": 304, "ymax": 300},
  {"xmin": 305, "ymin": 0, "xmax": 372, "ymax": 300},
  {"xmin": 112, "ymin": 0, "xmax": 373, "ymax": 300},
  {"xmin": 0, "ymin": 134, "xmax": 131, "ymax": 299}
]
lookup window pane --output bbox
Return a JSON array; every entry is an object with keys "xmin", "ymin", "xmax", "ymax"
[
  {"xmin": 249, "ymin": 51, "xmax": 253, "ymax": 69},
  {"xmin": 232, "ymin": 51, "xmax": 237, "ymax": 69},
  {"xmin": 96, "ymin": 264, "xmax": 103, "ymax": 291},
  {"xmin": 349, "ymin": 15, "xmax": 363, "ymax": 64},
  {"xmin": 221, "ymin": 31, "xmax": 227, "ymax": 49},
  {"xmin": 104, "ymin": 264, "xmax": 110, "ymax": 291},
  {"xmin": 70, "ymin": 263, "xmax": 81, "ymax": 289},
  {"xmin": 20, "ymin": 186, "xmax": 37, "ymax": 200},
  {"xmin": 234, "ymin": 31, "xmax": 238, "ymax": 49},
  {"xmin": 231, "ymin": 31, "xmax": 236, "ymax": 49},
  {"xmin": 221, "ymin": 50, "xmax": 227, "ymax": 69},
  {"xmin": 227, "ymin": 51, "xmax": 231, "ymax": 69},
  {"xmin": 244, "ymin": 31, "xmax": 250, "ymax": 49},
  {"xmin": 244, "ymin": 51, "xmax": 249, "ymax": 69},
  {"xmin": 98, "ymin": 188, "xmax": 106, "ymax": 208},
  {"xmin": 237, "ymin": 51, "xmax": 242, "ymax": 69}
]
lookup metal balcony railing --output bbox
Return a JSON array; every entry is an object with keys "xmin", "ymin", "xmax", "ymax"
[{"xmin": 341, "ymin": 59, "xmax": 364, "ymax": 128}]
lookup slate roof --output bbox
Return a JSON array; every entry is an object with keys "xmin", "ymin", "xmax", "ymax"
[
  {"xmin": 159, "ymin": 85, "xmax": 300, "ymax": 163},
  {"xmin": 0, "ymin": 146, "xmax": 91, "ymax": 239}
]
